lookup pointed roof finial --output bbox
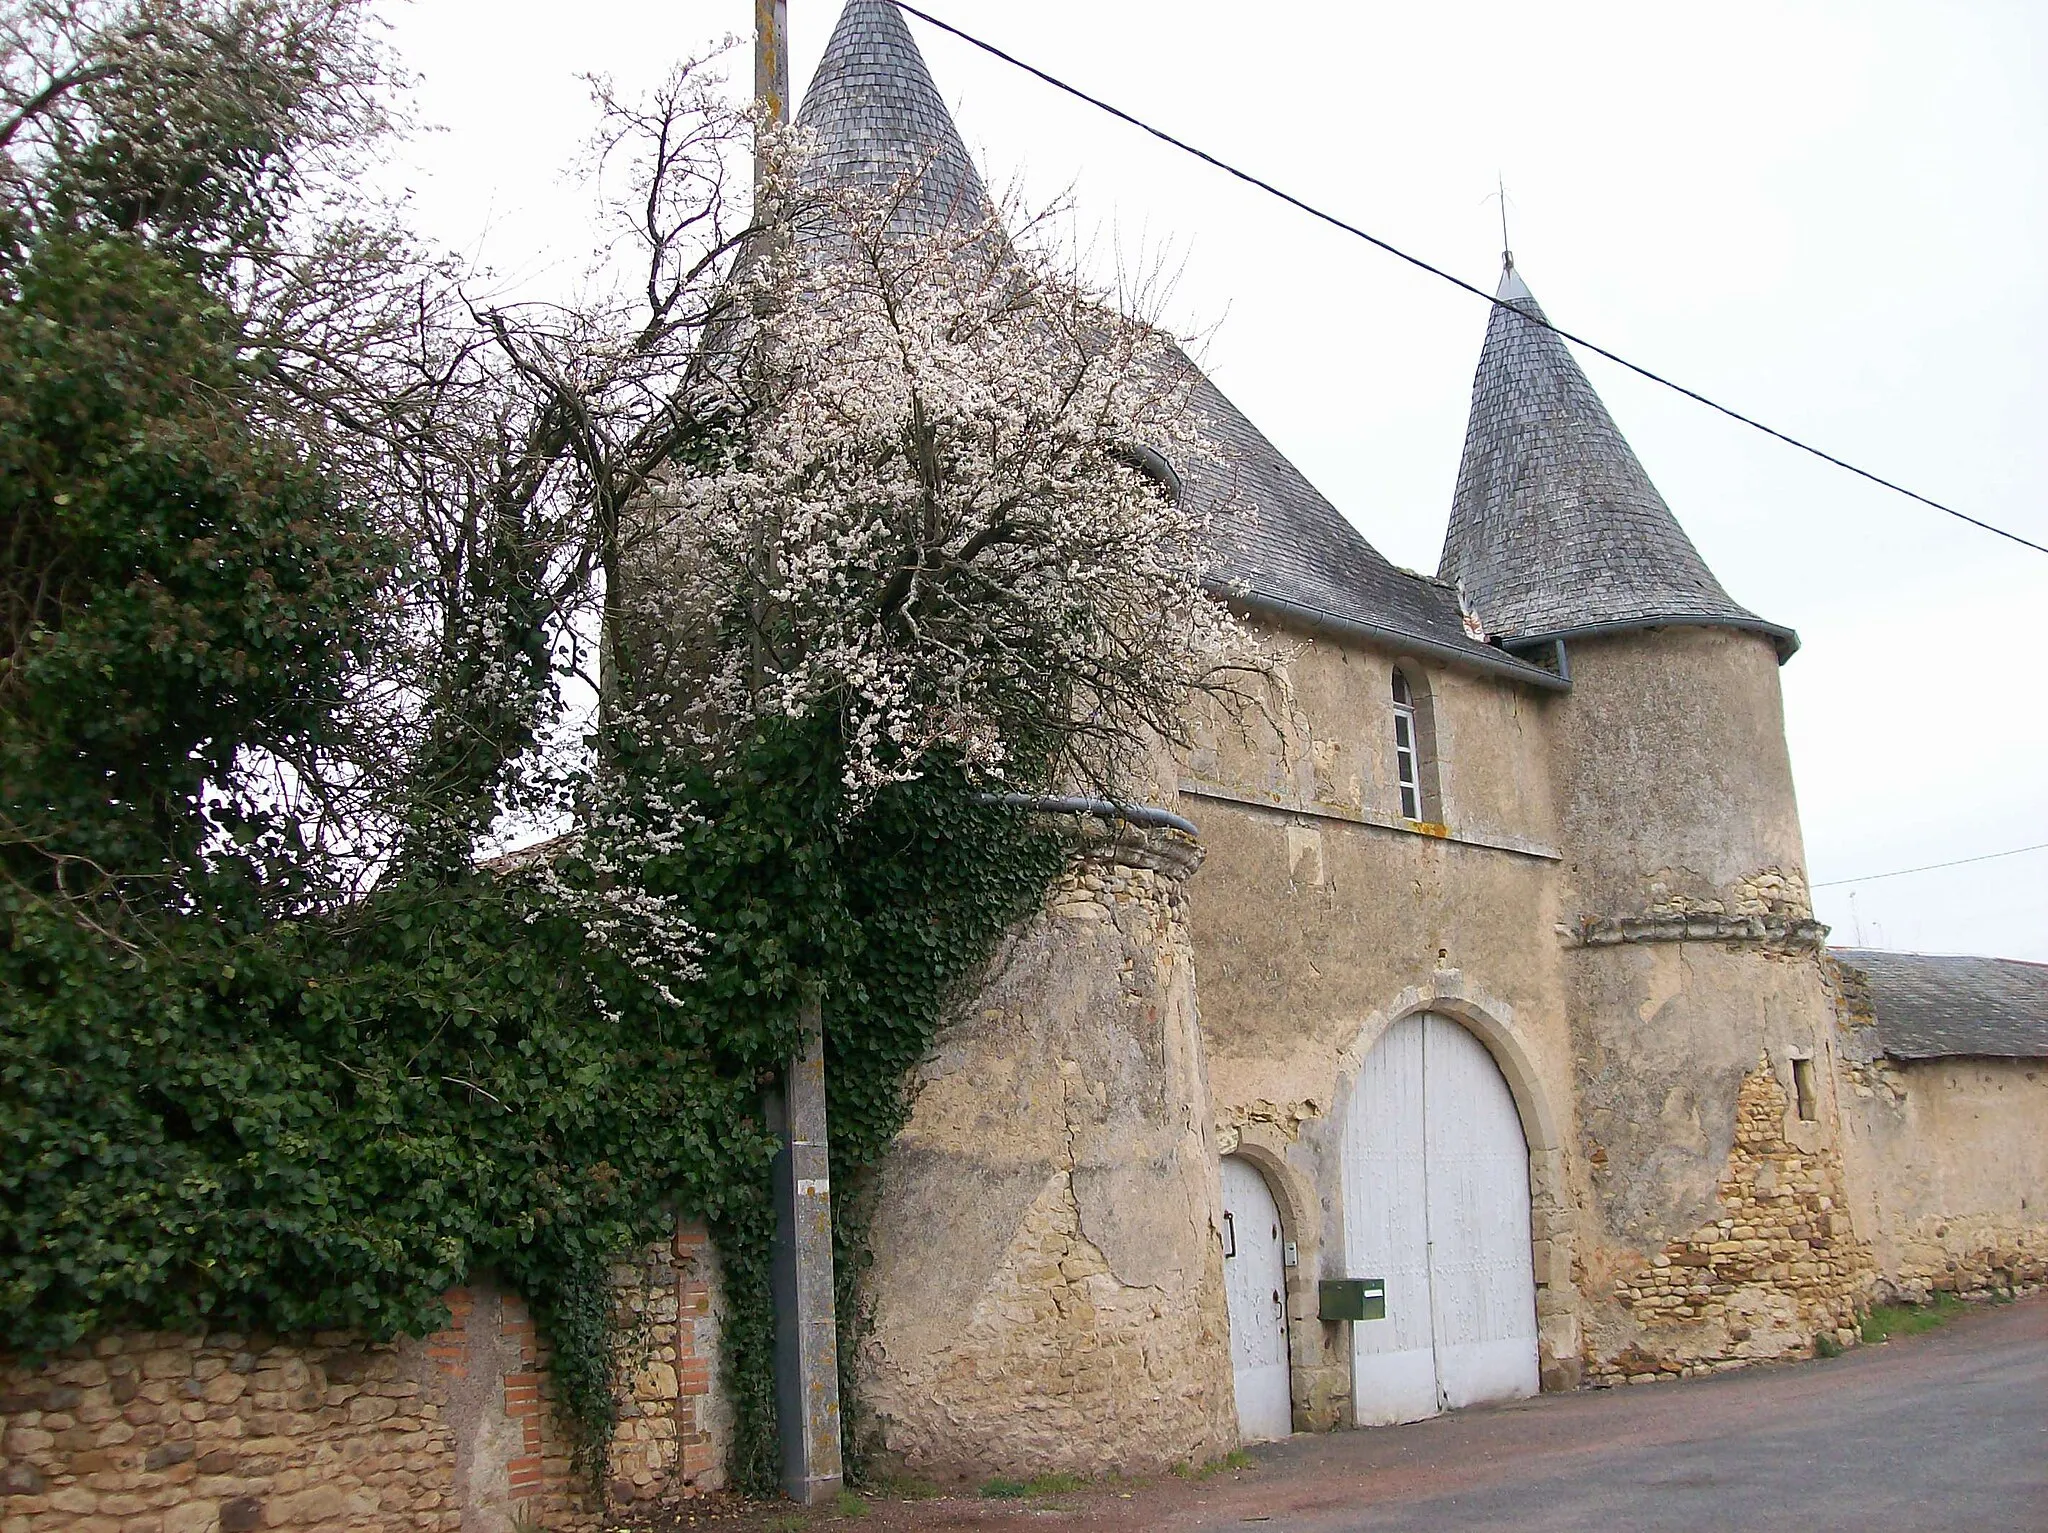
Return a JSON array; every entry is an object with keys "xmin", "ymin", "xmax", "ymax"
[
  {"xmin": 1498, "ymin": 173, "xmax": 1512, "ymax": 276},
  {"xmin": 1439, "ymin": 263, "xmax": 1796, "ymax": 657},
  {"xmin": 795, "ymin": 0, "xmax": 993, "ymax": 233}
]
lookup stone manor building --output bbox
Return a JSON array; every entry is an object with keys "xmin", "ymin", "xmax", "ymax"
[
  {"xmin": 3, "ymin": 5, "xmax": 2042, "ymax": 1527},
  {"xmin": 800, "ymin": 0, "xmax": 2048, "ymax": 1479}
]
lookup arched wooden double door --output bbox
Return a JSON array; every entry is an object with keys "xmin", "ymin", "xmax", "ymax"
[{"xmin": 1343, "ymin": 1012, "xmax": 1539, "ymax": 1425}]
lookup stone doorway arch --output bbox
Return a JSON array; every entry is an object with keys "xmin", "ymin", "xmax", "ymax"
[{"xmin": 1337, "ymin": 974, "xmax": 1580, "ymax": 1400}]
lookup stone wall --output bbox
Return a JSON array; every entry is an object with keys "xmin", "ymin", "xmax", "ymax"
[
  {"xmin": 855, "ymin": 824, "xmax": 1238, "ymax": 1479},
  {"xmin": 1540, "ymin": 627, "xmax": 1871, "ymax": 1380},
  {"xmin": 1589, "ymin": 1059, "xmax": 1874, "ymax": 1381},
  {"xmin": 1179, "ymin": 628, "xmax": 1584, "ymax": 1419},
  {"xmin": 1833, "ymin": 1028, "xmax": 2048, "ymax": 1303},
  {"xmin": 0, "ymin": 1227, "xmax": 727, "ymax": 1533}
]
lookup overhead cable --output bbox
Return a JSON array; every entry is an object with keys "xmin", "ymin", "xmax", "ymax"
[
  {"xmin": 1812, "ymin": 841, "xmax": 2048, "ymax": 888},
  {"xmin": 894, "ymin": 2, "xmax": 2048, "ymax": 558}
]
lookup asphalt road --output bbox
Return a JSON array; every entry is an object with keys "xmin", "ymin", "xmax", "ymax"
[
  {"xmin": 1224, "ymin": 1292, "xmax": 2048, "ymax": 1532},
  {"xmin": 693, "ymin": 1292, "xmax": 2048, "ymax": 1533}
]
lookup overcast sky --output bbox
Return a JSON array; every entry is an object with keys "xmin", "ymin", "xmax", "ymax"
[{"xmin": 375, "ymin": 1, "xmax": 2048, "ymax": 961}]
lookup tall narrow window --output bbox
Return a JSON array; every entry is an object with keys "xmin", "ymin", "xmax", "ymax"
[
  {"xmin": 1792, "ymin": 1056, "xmax": 1818, "ymax": 1122},
  {"xmin": 1392, "ymin": 669, "xmax": 1422, "ymax": 821}
]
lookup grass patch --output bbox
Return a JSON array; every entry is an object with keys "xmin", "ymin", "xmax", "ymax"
[
  {"xmin": 833, "ymin": 1488, "xmax": 869, "ymax": 1517},
  {"xmin": 980, "ymin": 1471, "xmax": 1089, "ymax": 1500},
  {"xmin": 1861, "ymin": 1293, "xmax": 1968, "ymax": 1344},
  {"xmin": 1023, "ymin": 1472, "xmax": 1088, "ymax": 1495},
  {"xmin": 1171, "ymin": 1449, "xmax": 1256, "ymax": 1482}
]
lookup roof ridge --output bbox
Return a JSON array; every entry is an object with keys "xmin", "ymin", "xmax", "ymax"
[{"xmin": 1836, "ymin": 947, "xmax": 2048, "ymax": 971}]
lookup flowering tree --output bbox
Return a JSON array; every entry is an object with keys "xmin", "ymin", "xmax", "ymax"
[
  {"xmin": 626, "ymin": 162, "xmax": 1253, "ymax": 802},
  {"xmin": 0, "ymin": 5, "xmax": 1262, "ymax": 1485}
]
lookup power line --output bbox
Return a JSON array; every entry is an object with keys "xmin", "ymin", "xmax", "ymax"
[
  {"xmin": 1812, "ymin": 841, "xmax": 2048, "ymax": 889},
  {"xmin": 894, "ymin": 2, "xmax": 2048, "ymax": 559}
]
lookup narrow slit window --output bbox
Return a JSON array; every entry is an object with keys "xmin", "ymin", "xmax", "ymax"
[
  {"xmin": 1792, "ymin": 1056, "xmax": 1817, "ymax": 1122},
  {"xmin": 1392, "ymin": 669, "xmax": 1421, "ymax": 820}
]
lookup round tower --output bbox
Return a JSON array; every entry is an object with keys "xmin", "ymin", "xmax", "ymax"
[
  {"xmin": 790, "ymin": 2, "xmax": 1237, "ymax": 1477},
  {"xmin": 855, "ymin": 818, "xmax": 1237, "ymax": 1479},
  {"xmin": 1441, "ymin": 261, "xmax": 1872, "ymax": 1380}
]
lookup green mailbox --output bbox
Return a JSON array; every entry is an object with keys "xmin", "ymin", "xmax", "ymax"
[{"xmin": 1319, "ymin": 1277, "xmax": 1387, "ymax": 1322}]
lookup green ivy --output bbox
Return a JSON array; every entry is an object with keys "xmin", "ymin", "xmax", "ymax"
[
  {"xmin": 0, "ymin": 721, "xmax": 1065, "ymax": 1488},
  {"xmin": 0, "ymin": 226, "xmax": 1074, "ymax": 1492}
]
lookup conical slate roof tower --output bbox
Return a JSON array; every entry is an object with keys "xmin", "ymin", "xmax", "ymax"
[
  {"xmin": 786, "ymin": 1, "xmax": 1556, "ymax": 685},
  {"xmin": 1439, "ymin": 262, "xmax": 1796, "ymax": 656},
  {"xmin": 794, "ymin": 0, "xmax": 992, "ymax": 233}
]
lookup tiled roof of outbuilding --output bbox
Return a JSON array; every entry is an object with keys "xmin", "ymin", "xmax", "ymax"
[
  {"xmin": 795, "ymin": 0, "xmax": 991, "ymax": 234},
  {"xmin": 1440, "ymin": 263, "xmax": 1795, "ymax": 656},
  {"xmin": 1831, "ymin": 948, "xmax": 2048, "ymax": 1060},
  {"xmin": 792, "ymin": 2, "xmax": 1557, "ymax": 688}
]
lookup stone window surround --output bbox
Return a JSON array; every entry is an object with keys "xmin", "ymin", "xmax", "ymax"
[{"xmin": 1389, "ymin": 663, "xmax": 1445, "ymax": 827}]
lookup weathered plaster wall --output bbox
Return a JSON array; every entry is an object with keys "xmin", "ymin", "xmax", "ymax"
[
  {"xmin": 1548, "ymin": 628, "xmax": 1809, "ymax": 911},
  {"xmin": 1185, "ymin": 631, "xmax": 1559, "ymax": 851},
  {"xmin": 1566, "ymin": 941, "xmax": 1837, "ymax": 1252},
  {"xmin": 0, "ymin": 1230, "xmax": 727, "ymax": 1533},
  {"xmin": 1179, "ymin": 628, "xmax": 1585, "ymax": 1414},
  {"xmin": 1547, "ymin": 628, "xmax": 1858, "ymax": 1375},
  {"xmin": 854, "ymin": 826, "xmax": 1237, "ymax": 1479},
  {"xmin": 1834, "ymin": 1044, "xmax": 2048, "ymax": 1301},
  {"xmin": 1592, "ymin": 1058, "xmax": 1872, "ymax": 1381}
]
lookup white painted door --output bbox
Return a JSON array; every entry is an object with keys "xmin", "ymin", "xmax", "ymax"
[
  {"xmin": 1343, "ymin": 1017, "xmax": 1439, "ymax": 1425},
  {"xmin": 1221, "ymin": 1156, "xmax": 1293, "ymax": 1441},
  {"xmin": 1422, "ymin": 1020, "xmax": 1541, "ymax": 1408},
  {"xmin": 1343, "ymin": 1013, "xmax": 1539, "ymax": 1425}
]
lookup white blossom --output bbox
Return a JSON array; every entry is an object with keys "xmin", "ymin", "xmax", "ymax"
[{"xmin": 626, "ymin": 163, "xmax": 1256, "ymax": 803}]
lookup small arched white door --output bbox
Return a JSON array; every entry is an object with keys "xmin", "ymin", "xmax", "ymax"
[
  {"xmin": 1343, "ymin": 1013, "xmax": 1538, "ymax": 1425},
  {"xmin": 1220, "ymin": 1156, "xmax": 1292, "ymax": 1441}
]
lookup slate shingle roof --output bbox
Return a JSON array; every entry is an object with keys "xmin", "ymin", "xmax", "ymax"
[
  {"xmin": 793, "ymin": 2, "xmax": 1556, "ymax": 687},
  {"xmin": 1439, "ymin": 264, "xmax": 1795, "ymax": 656},
  {"xmin": 795, "ymin": 0, "xmax": 992, "ymax": 234},
  {"xmin": 1179, "ymin": 371, "xmax": 1543, "ymax": 676},
  {"xmin": 1831, "ymin": 948, "xmax": 2048, "ymax": 1060}
]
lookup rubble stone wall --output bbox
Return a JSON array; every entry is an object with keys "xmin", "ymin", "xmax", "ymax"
[
  {"xmin": 1834, "ymin": 1046, "xmax": 2048, "ymax": 1303},
  {"xmin": 0, "ymin": 1227, "xmax": 727, "ymax": 1533},
  {"xmin": 1589, "ymin": 1059, "xmax": 1875, "ymax": 1382}
]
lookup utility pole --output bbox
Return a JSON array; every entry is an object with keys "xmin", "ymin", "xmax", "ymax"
[
  {"xmin": 756, "ymin": 1, "xmax": 844, "ymax": 1508},
  {"xmin": 755, "ymin": 0, "xmax": 791, "ymax": 196},
  {"xmin": 770, "ymin": 997, "xmax": 843, "ymax": 1505}
]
